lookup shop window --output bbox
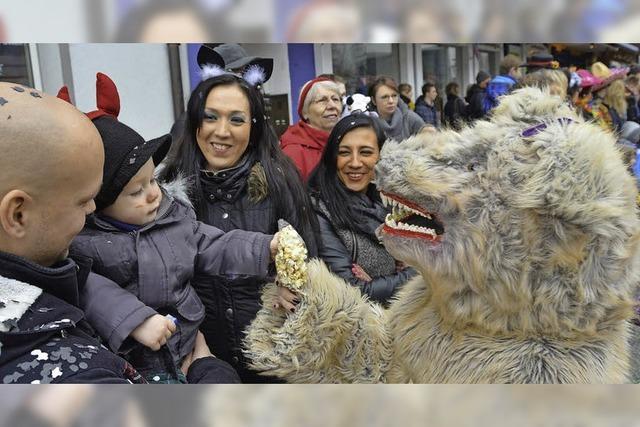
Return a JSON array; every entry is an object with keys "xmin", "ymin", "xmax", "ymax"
[
  {"xmin": 477, "ymin": 44, "xmax": 499, "ymax": 76},
  {"xmin": 331, "ymin": 44, "xmax": 400, "ymax": 95},
  {"xmin": 420, "ymin": 44, "xmax": 464, "ymax": 99},
  {"xmin": 505, "ymin": 43, "xmax": 525, "ymax": 59},
  {"xmin": 0, "ymin": 44, "xmax": 33, "ymax": 86}
]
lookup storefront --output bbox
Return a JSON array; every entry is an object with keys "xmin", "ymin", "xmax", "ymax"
[{"xmin": 3, "ymin": 43, "xmax": 637, "ymax": 140}]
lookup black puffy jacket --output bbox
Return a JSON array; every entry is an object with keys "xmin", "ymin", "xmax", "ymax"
[{"xmin": 465, "ymin": 84, "xmax": 486, "ymax": 121}]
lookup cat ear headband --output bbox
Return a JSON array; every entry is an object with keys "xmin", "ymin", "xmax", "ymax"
[{"xmin": 199, "ymin": 63, "xmax": 267, "ymax": 87}]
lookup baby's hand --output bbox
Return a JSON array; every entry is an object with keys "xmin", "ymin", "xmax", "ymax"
[{"xmin": 130, "ymin": 314, "xmax": 176, "ymax": 351}]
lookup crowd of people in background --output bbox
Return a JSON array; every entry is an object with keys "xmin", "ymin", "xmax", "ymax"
[{"xmin": 2, "ymin": 42, "xmax": 640, "ymax": 384}]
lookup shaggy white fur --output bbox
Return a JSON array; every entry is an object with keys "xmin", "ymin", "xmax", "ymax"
[{"xmin": 245, "ymin": 87, "xmax": 640, "ymax": 383}]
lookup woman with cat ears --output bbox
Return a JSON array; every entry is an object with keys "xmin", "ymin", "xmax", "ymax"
[
  {"xmin": 169, "ymin": 44, "xmax": 273, "ymax": 148},
  {"xmin": 159, "ymin": 45, "xmax": 320, "ymax": 383}
]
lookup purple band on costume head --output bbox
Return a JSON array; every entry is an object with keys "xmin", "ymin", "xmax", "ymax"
[{"xmin": 521, "ymin": 118, "xmax": 574, "ymax": 138}]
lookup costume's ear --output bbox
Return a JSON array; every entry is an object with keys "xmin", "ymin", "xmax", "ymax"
[
  {"xmin": 242, "ymin": 64, "xmax": 266, "ymax": 87},
  {"xmin": 197, "ymin": 44, "xmax": 225, "ymax": 69},
  {"xmin": 95, "ymin": 72, "xmax": 120, "ymax": 118},
  {"xmin": 86, "ymin": 72, "xmax": 120, "ymax": 120},
  {"xmin": 200, "ymin": 64, "xmax": 227, "ymax": 81},
  {"xmin": 491, "ymin": 86, "xmax": 573, "ymax": 123},
  {"xmin": 56, "ymin": 86, "xmax": 72, "ymax": 104},
  {"xmin": 509, "ymin": 119, "xmax": 636, "ymax": 235}
]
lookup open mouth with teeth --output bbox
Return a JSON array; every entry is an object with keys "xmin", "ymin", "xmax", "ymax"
[{"xmin": 380, "ymin": 192, "xmax": 444, "ymax": 241}]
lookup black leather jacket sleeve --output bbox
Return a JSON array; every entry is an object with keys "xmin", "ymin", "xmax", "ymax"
[{"xmin": 316, "ymin": 212, "xmax": 416, "ymax": 305}]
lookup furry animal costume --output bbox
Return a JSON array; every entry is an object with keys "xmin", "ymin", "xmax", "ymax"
[{"xmin": 244, "ymin": 87, "xmax": 640, "ymax": 383}]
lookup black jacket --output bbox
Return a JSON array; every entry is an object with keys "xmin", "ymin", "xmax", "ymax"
[
  {"xmin": 444, "ymin": 94, "xmax": 467, "ymax": 130},
  {"xmin": 0, "ymin": 251, "xmax": 143, "ymax": 384},
  {"xmin": 312, "ymin": 194, "xmax": 416, "ymax": 305},
  {"xmin": 192, "ymin": 161, "xmax": 283, "ymax": 383},
  {"xmin": 465, "ymin": 84, "xmax": 486, "ymax": 121},
  {"xmin": 0, "ymin": 251, "xmax": 240, "ymax": 384}
]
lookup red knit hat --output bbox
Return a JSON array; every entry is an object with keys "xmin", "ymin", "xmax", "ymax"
[{"xmin": 297, "ymin": 76, "xmax": 331, "ymax": 120}]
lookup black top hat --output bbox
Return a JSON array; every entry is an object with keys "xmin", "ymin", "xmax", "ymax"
[
  {"xmin": 521, "ymin": 52, "xmax": 559, "ymax": 72},
  {"xmin": 197, "ymin": 43, "xmax": 274, "ymax": 83}
]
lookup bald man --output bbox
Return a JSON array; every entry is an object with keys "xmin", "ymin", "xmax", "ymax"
[
  {"xmin": 0, "ymin": 83, "xmax": 239, "ymax": 385},
  {"xmin": 0, "ymin": 82, "xmax": 149, "ymax": 384}
]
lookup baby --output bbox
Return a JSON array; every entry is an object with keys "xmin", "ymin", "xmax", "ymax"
[{"xmin": 69, "ymin": 74, "xmax": 278, "ymax": 383}]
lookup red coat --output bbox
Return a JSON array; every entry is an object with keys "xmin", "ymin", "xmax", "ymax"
[{"xmin": 280, "ymin": 121, "xmax": 329, "ymax": 182}]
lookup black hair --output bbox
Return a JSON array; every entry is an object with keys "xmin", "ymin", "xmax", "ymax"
[
  {"xmin": 579, "ymin": 86, "xmax": 592, "ymax": 98},
  {"xmin": 421, "ymin": 82, "xmax": 436, "ymax": 97},
  {"xmin": 308, "ymin": 113, "xmax": 386, "ymax": 235},
  {"xmin": 160, "ymin": 74, "xmax": 319, "ymax": 255},
  {"xmin": 445, "ymin": 81, "xmax": 459, "ymax": 97},
  {"xmin": 568, "ymin": 84, "xmax": 581, "ymax": 100}
]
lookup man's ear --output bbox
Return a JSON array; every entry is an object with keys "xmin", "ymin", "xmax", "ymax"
[{"xmin": 0, "ymin": 190, "xmax": 33, "ymax": 238}]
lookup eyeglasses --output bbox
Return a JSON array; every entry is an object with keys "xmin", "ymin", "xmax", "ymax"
[{"xmin": 312, "ymin": 95, "xmax": 342, "ymax": 107}]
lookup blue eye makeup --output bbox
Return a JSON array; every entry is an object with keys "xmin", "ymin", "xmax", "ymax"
[{"xmin": 204, "ymin": 111, "xmax": 218, "ymax": 121}]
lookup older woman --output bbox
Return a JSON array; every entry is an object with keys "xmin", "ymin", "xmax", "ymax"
[
  {"xmin": 280, "ymin": 77, "xmax": 343, "ymax": 181},
  {"xmin": 369, "ymin": 76, "xmax": 427, "ymax": 141},
  {"xmin": 301, "ymin": 114, "xmax": 416, "ymax": 306},
  {"xmin": 159, "ymin": 74, "xmax": 318, "ymax": 383}
]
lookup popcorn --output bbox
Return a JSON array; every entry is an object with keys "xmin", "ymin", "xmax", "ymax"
[{"xmin": 275, "ymin": 220, "xmax": 308, "ymax": 291}]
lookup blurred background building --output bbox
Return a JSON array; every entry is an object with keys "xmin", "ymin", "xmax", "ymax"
[{"xmin": 1, "ymin": 42, "xmax": 638, "ymax": 140}]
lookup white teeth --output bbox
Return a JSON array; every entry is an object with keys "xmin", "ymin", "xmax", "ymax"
[
  {"xmin": 384, "ymin": 215, "xmax": 437, "ymax": 237},
  {"xmin": 384, "ymin": 211, "xmax": 439, "ymax": 238},
  {"xmin": 382, "ymin": 194, "xmax": 433, "ymax": 220}
]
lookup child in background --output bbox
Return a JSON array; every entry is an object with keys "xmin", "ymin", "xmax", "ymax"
[{"xmin": 68, "ymin": 73, "xmax": 279, "ymax": 383}]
